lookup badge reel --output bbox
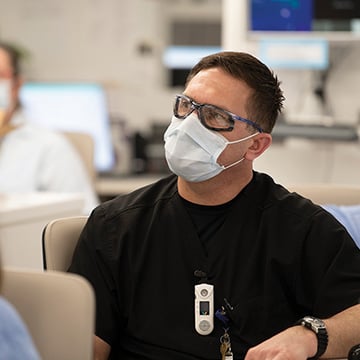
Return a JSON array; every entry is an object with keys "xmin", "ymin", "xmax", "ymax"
[{"xmin": 194, "ymin": 283, "xmax": 214, "ymax": 335}]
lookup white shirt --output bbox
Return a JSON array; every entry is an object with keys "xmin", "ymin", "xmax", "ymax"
[{"xmin": 0, "ymin": 112, "xmax": 99, "ymax": 214}]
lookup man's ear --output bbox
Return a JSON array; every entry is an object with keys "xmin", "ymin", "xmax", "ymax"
[{"xmin": 244, "ymin": 133, "xmax": 272, "ymax": 161}]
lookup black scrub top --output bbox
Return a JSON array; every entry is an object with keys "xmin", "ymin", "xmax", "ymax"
[{"xmin": 69, "ymin": 172, "xmax": 360, "ymax": 360}]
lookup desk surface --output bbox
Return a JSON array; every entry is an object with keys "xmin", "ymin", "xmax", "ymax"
[
  {"xmin": 0, "ymin": 192, "xmax": 84, "ymax": 269},
  {"xmin": 0, "ymin": 192, "xmax": 84, "ymax": 225}
]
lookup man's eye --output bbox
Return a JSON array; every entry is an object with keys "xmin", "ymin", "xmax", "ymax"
[
  {"xmin": 213, "ymin": 112, "xmax": 228, "ymax": 122},
  {"xmin": 180, "ymin": 101, "xmax": 191, "ymax": 110}
]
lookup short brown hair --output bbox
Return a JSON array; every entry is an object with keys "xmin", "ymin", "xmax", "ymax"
[
  {"xmin": 186, "ymin": 51, "xmax": 284, "ymax": 133},
  {"xmin": 0, "ymin": 41, "xmax": 22, "ymax": 77}
]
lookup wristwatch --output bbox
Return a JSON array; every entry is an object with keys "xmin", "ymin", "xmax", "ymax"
[{"xmin": 295, "ymin": 316, "xmax": 328, "ymax": 360}]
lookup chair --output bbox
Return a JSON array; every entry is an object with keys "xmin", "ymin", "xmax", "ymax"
[
  {"xmin": 63, "ymin": 131, "xmax": 96, "ymax": 183},
  {"xmin": 42, "ymin": 216, "xmax": 88, "ymax": 271},
  {"xmin": 1, "ymin": 268, "xmax": 95, "ymax": 360},
  {"xmin": 287, "ymin": 184, "xmax": 360, "ymax": 206}
]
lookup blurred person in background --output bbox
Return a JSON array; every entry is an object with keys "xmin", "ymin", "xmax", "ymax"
[{"xmin": 0, "ymin": 41, "xmax": 98, "ymax": 214}]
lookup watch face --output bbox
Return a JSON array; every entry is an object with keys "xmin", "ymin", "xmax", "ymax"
[{"xmin": 304, "ymin": 316, "xmax": 326, "ymax": 330}]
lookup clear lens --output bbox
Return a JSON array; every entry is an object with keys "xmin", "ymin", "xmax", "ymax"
[
  {"xmin": 200, "ymin": 105, "xmax": 232, "ymax": 129},
  {"xmin": 176, "ymin": 96, "xmax": 193, "ymax": 117},
  {"xmin": 0, "ymin": 80, "xmax": 11, "ymax": 110},
  {"xmin": 174, "ymin": 95, "xmax": 234, "ymax": 131}
]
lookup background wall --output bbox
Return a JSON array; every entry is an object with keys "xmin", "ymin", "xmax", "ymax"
[
  {"xmin": 3, "ymin": 0, "xmax": 360, "ymax": 130},
  {"xmin": 1, "ymin": 0, "xmax": 360, "ymax": 184},
  {"xmin": 0, "ymin": 0, "xmax": 222, "ymax": 133}
]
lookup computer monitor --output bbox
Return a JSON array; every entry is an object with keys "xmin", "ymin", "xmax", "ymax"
[
  {"xmin": 19, "ymin": 82, "xmax": 115, "ymax": 172},
  {"xmin": 249, "ymin": 0, "xmax": 360, "ymax": 36},
  {"xmin": 251, "ymin": 0, "xmax": 313, "ymax": 32}
]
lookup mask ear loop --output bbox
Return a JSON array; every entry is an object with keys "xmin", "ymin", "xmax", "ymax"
[
  {"xmin": 226, "ymin": 131, "xmax": 259, "ymax": 145},
  {"xmin": 221, "ymin": 157, "xmax": 245, "ymax": 170},
  {"xmin": 219, "ymin": 132, "xmax": 259, "ymax": 170}
]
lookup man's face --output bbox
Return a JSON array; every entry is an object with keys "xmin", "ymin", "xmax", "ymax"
[
  {"xmin": 183, "ymin": 67, "xmax": 256, "ymax": 168},
  {"xmin": 0, "ymin": 48, "xmax": 21, "ymax": 126}
]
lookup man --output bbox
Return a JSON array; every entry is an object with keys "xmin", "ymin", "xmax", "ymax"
[
  {"xmin": 0, "ymin": 42, "xmax": 98, "ymax": 214},
  {"xmin": 69, "ymin": 51, "xmax": 360, "ymax": 359}
]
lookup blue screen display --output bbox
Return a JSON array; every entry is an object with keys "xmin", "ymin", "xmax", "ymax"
[{"xmin": 251, "ymin": 0, "xmax": 313, "ymax": 31}]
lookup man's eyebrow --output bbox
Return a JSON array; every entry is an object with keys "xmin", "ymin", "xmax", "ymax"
[
  {"xmin": 182, "ymin": 94, "xmax": 210, "ymax": 107},
  {"xmin": 182, "ymin": 93, "xmax": 194, "ymax": 101},
  {"xmin": 182, "ymin": 94, "xmax": 232, "ymax": 113}
]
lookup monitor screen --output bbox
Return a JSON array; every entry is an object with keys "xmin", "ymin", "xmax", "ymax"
[
  {"xmin": 19, "ymin": 82, "xmax": 115, "ymax": 172},
  {"xmin": 250, "ymin": 0, "xmax": 360, "ymax": 32},
  {"xmin": 251, "ymin": 0, "xmax": 313, "ymax": 31}
]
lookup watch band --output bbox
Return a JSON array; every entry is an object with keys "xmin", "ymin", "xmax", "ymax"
[{"xmin": 295, "ymin": 316, "xmax": 328, "ymax": 360}]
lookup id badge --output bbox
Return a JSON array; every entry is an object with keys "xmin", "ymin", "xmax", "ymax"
[{"xmin": 194, "ymin": 283, "xmax": 214, "ymax": 335}]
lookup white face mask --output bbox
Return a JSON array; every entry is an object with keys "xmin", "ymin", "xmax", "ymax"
[
  {"xmin": 164, "ymin": 114, "xmax": 258, "ymax": 182},
  {"xmin": 0, "ymin": 79, "xmax": 11, "ymax": 111}
]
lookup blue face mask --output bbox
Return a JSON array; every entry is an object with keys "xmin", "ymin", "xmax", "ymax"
[
  {"xmin": 164, "ymin": 113, "xmax": 258, "ymax": 182},
  {"xmin": 0, "ymin": 79, "xmax": 11, "ymax": 111}
]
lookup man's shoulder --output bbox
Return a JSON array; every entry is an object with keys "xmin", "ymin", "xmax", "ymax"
[
  {"xmin": 95, "ymin": 174, "xmax": 178, "ymax": 218},
  {"xmin": 252, "ymin": 172, "xmax": 324, "ymax": 218}
]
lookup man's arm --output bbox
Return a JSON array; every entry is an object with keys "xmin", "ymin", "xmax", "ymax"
[
  {"xmin": 94, "ymin": 335, "xmax": 111, "ymax": 360},
  {"xmin": 325, "ymin": 304, "xmax": 360, "ymax": 357},
  {"xmin": 245, "ymin": 304, "xmax": 360, "ymax": 360}
]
